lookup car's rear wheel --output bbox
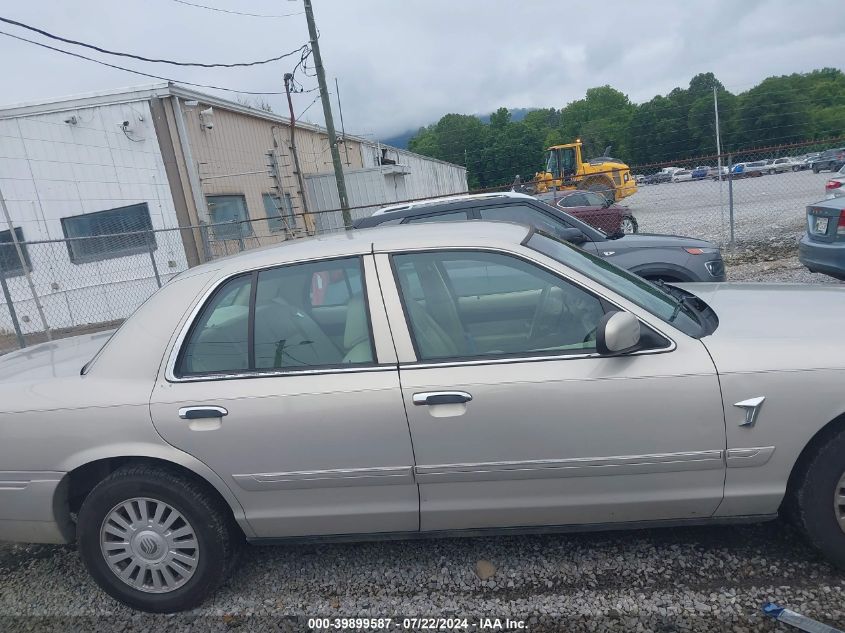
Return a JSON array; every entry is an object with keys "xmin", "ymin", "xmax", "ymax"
[
  {"xmin": 794, "ymin": 428, "xmax": 845, "ymax": 569},
  {"xmin": 619, "ymin": 215, "xmax": 638, "ymax": 234},
  {"xmin": 78, "ymin": 465, "xmax": 239, "ymax": 612}
]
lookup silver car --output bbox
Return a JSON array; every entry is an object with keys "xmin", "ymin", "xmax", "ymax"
[{"xmin": 2, "ymin": 221, "xmax": 845, "ymax": 613}]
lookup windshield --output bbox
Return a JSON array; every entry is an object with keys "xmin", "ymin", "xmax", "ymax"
[
  {"xmin": 545, "ymin": 151, "xmax": 560, "ymax": 178},
  {"xmin": 527, "ymin": 232, "xmax": 703, "ymax": 337}
]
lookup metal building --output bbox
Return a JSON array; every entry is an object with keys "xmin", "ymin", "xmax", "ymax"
[{"xmin": 0, "ymin": 83, "xmax": 467, "ymax": 345}]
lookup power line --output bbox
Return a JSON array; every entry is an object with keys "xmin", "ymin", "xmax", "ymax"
[
  {"xmin": 0, "ymin": 16, "xmax": 305, "ymax": 68},
  {"xmin": 0, "ymin": 29, "xmax": 288, "ymax": 95},
  {"xmin": 171, "ymin": 0, "xmax": 303, "ymax": 18}
]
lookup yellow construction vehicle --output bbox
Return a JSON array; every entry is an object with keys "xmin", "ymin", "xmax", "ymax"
[{"xmin": 524, "ymin": 140, "xmax": 637, "ymax": 202}]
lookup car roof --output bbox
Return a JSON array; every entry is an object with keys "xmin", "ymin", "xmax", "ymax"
[{"xmin": 185, "ymin": 221, "xmax": 533, "ymax": 277}]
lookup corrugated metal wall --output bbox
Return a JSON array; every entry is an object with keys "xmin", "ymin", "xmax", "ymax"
[
  {"xmin": 360, "ymin": 143, "xmax": 468, "ymax": 200},
  {"xmin": 306, "ymin": 166, "xmax": 409, "ymax": 232},
  {"xmin": 306, "ymin": 144, "xmax": 467, "ymax": 231}
]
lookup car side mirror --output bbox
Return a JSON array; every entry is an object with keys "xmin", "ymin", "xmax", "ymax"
[
  {"xmin": 596, "ymin": 311, "xmax": 641, "ymax": 355},
  {"xmin": 557, "ymin": 227, "xmax": 589, "ymax": 244}
]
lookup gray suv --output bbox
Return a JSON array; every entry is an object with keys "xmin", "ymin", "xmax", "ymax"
[{"xmin": 355, "ymin": 193, "xmax": 725, "ymax": 282}]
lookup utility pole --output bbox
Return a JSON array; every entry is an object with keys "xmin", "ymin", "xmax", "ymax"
[
  {"xmin": 284, "ymin": 73, "xmax": 312, "ymax": 234},
  {"xmin": 714, "ymin": 86, "xmax": 726, "ymax": 240},
  {"xmin": 335, "ymin": 77, "xmax": 351, "ymax": 166},
  {"xmin": 303, "ymin": 0, "xmax": 351, "ymax": 228},
  {"xmin": 713, "ymin": 87, "xmax": 723, "ymax": 182}
]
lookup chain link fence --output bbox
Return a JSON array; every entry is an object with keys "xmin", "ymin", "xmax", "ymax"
[
  {"xmin": 620, "ymin": 137, "xmax": 845, "ymax": 250},
  {"xmin": 0, "ymin": 218, "xmax": 292, "ymax": 355},
  {"xmin": 2, "ymin": 136, "xmax": 842, "ymax": 356}
]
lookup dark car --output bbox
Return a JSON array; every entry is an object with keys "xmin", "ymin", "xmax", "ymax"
[
  {"xmin": 354, "ymin": 192, "xmax": 725, "ymax": 283},
  {"xmin": 799, "ymin": 196, "xmax": 845, "ymax": 280},
  {"xmin": 553, "ymin": 190, "xmax": 638, "ymax": 234},
  {"xmin": 811, "ymin": 148, "xmax": 845, "ymax": 173},
  {"xmin": 643, "ymin": 171, "xmax": 672, "ymax": 185}
]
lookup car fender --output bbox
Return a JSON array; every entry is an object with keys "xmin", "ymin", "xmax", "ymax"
[
  {"xmin": 55, "ymin": 441, "xmax": 254, "ymax": 538},
  {"xmin": 626, "ymin": 261, "xmax": 695, "ymax": 282}
]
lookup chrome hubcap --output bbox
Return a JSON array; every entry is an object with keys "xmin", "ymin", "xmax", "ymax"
[
  {"xmin": 99, "ymin": 497, "xmax": 199, "ymax": 594},
  {"xmin": 621, "ymin": 218, "xmax": 635, "ymax": 234},
  {"xmin": 836, "ymin": 472, "xmax": 845, "ymax": 535}
]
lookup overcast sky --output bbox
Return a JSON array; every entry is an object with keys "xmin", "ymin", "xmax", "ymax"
[{"xmin": 1, "ymin": 0, "xmax": 844, "ymax": 139}]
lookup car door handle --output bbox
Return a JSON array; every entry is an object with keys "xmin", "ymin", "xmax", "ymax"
[
  {"xmin": 412, "ymin": 391, "xmax": 473, "ymax": 406},
  {"xmin": 178, "ymin": 406, "xmax": 228, "ymax": 420}
]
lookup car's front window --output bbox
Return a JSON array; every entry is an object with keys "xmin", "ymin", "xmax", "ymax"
[
  {"xmin": 527, "ymin": 232, "xmax": 703, "ymax": 337},
  {"xmin": 393, "ymin": 250, "xmax": 607, "ymax": 361}
]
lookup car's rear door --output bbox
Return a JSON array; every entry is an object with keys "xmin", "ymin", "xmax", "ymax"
[
  {"xmin": 374, "ymin": 246, "xmax": 726, "ymax": 532},
  {"xmin": 150, "ymin": 254, "xmax": 417, "ymax": 538}
]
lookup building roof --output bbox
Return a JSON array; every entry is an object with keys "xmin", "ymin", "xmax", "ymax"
[{"xmin": 0, "ymin": 82, "xmax": 465, "ymax": 171}]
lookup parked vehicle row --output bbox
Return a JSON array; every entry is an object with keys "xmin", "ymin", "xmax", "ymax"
[{"xmin": 638, "ymin": 152, "xmax": 844, "ymax": 184}]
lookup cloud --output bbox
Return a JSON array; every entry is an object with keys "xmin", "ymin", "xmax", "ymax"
[{"xmin": 1, "ymin": 0, "xmax": 843, "ymax": 138}]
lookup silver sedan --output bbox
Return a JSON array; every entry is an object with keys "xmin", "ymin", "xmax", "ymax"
[{"xmin": 1, "ymin": 221, "xmax": 844, "ymax": 613}]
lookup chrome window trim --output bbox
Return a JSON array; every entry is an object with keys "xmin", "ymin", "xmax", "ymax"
[
  {"xmin": 169, "ymin": 364, "xmax": 395, "ymax": 384},
  {"xmin": 382, "ymin": 244, "xmax": 678, "ymax": 366},
  {"xmin": 399, "ymin": 341, "xmax": 677, "ymax": 371},
  {"xmin": 164, "ymin": 253, "xmax": 390, "ymax": 383}
]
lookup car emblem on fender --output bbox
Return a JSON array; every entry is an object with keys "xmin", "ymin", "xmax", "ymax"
[{"xmin": 734, "ymin": 397, "xmax": 766, "ymax": 427}]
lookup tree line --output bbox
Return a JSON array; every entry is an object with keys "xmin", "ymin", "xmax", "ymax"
[{"xmin": 407, "ymin": 69, "xmax": 845, "ymax": 189}]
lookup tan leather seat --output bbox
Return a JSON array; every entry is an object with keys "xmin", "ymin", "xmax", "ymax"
[
  {"xmin": 405, "ymin": 298, "xmax": 460, "ymax": 359},
  {"xmin": 341, "ymin": 294, "xmax": 373, "ymax": 364}
]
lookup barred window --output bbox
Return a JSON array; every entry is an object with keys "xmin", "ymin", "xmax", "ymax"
[
  {"xmin": 263, "ymin": 193, "xmax": 295, "ymax": 233},
  {"xmin": 207, "ymin": 195, "xmax": 252, "ymax": 240},
  {"xmin": 0, "ymin": 227, "xmax": 31, "ymax": 277},
  {"xmin": 61, "ymin": 204, "xmax": 155, "ymax": 265}
]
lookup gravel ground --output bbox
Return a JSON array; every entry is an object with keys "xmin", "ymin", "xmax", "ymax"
[
  {"xmin": 2, "ymin": 520, "xmax": 844, "ymax": 632},
  {"xmin": 2, "ymin": 230, "xmax": 843, "ymax": 633}
]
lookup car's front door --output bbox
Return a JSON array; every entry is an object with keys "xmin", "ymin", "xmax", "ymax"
[
  {"xmin": 150, "ymin": 254, "xmax": 417, "ymax": 538},
  {"xmin": 375, "ymin": 247, "xmax": 726, "ymax": 532}
]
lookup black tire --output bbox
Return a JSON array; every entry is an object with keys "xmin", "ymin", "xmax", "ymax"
[
  {"xmin": 813, "ymin": 165, "xmax": 821, "ymax": 174},
  {"xmin": 620, "ymin": 215, "xmax": 638, "ymax": 234},
  {"xmin": 78, "ymin": 464, "xmax": 240, "ymax": 613},
  {"xmin": 794, "ymin": 428, "xmax": 845, "ymax": 569}
]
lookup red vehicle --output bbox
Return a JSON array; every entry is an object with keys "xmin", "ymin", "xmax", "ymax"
[{"xmin": 553, "ymin": 190, "xmax": 639, "ymax": 235}]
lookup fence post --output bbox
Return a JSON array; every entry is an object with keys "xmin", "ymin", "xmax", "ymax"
[
  {"xmin": 0, "ymin": 265, "xmax": 25, "ymax": 349},
  {"xmin": 0, "ymin": 186, "xmax": 50, "ymax": 341},
  {"xmin": 727, "ymin": 153, "xmax": 735, "ymax": 247},
  {"xmin": 148, "ymin": 231, "xmax": 162, "ymax": 289},
  {"xmin": 236, "ymin": 221, "xmax": 245, "ymax": 252},
  {"xmin": 199, "ymin": 222, "xmax": 212, "ymax": 261}
]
